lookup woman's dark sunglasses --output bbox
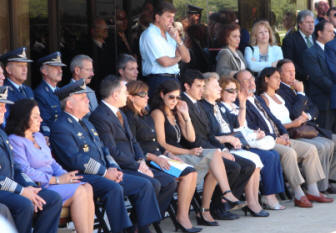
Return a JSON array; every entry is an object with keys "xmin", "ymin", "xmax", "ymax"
[
  {"xmin": 134, "ymin": 92, "xmax": 148, "ymax": 98},
  {"xmin": 224, "ymin": 88, "xmax": 238, "ymax": 94},
  {"xmin": 168, "ymin": 95, "xmax": 181, "ymax": 100}
]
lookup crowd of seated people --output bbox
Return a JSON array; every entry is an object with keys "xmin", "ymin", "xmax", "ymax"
[{"xmin": 1, "ymin": 0, "xmax": 336, "ymax": 233}]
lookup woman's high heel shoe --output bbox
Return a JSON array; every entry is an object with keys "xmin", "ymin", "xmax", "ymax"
[
  {"xmin": 175, "ymin": 221, "xmax": 202, "ymax": 232},
  {"xmin": 222, "ymin": 190, "xmax": 247, "ymax": 210},
  {"xmin": 196, "ymin": 208, "xmax": 219, "ymax": 226},
  {"xmin": 261, "ymin": 196, "xmax": 286, "ymax": 210},
  {"xmin": 242, "ymin": 206, "xmax": 270, "ymax": 217}
]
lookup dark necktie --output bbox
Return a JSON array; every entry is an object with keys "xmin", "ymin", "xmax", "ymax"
[
  {"xmin": 116, "ymin": 111, "xmax": 124, "ymax": 127},
  {"xmin": 305, "ymin": 36, "xmax": 313, "ymax": 48},
  {"xmin": 253, "ymin": 97, "xmax": 280, "ymax": 137},
  {"xmin": 19, "ymin": 86, "xmax": 27, "ymax": 98},
  {"xmin": 79, "ymin": 120, "xmax": 90, "ymax": 136}
]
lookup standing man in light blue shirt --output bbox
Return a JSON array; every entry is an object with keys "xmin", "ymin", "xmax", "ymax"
[{"xmin": 140, "ymin": 1, "xmax": 190, "ymax": 97}]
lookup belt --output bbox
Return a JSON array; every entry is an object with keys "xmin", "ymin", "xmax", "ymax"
[{"xmin": 147, "ymin": 73, "xmax": 180, "ymax": 79}]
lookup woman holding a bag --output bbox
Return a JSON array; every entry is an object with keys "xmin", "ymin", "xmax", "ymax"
[{"xmin": 258, "ymin": 67, "xmax": 335, "ymax": 196}]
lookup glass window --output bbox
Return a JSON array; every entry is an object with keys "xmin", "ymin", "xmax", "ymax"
[
  {"xmin": 271, "ymin": 0, "xmax": 308, "ymax": 44},
  {"xmin": 0, "ymin": 0, "xmax": 10, "ymax": 53}
]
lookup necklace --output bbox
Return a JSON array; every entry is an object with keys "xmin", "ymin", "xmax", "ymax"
[{"xmin": 172, "ymin": 120, "xmax": 181, "ymax": 143}]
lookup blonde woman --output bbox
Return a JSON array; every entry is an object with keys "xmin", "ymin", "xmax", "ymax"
[{"xmin": 244, "ymin": 20, "xmax": 283, "ymax": 73}]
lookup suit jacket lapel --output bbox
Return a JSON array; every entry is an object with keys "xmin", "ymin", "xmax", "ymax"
[{"xmin": 182, "ymin": 93, "xmax": 207, "ymax": 128}]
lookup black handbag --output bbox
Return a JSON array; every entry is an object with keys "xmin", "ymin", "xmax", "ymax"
[{"xmin": 288, "ymin": 124, "xmax": 319, "ymax": 139}]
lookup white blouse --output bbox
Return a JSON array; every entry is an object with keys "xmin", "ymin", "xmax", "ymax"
[{"xmin": 262, "ymin": 93, "xmax": 291, "ymax": 124}]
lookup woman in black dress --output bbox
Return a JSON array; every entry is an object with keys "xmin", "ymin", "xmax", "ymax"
[{"xmin": 123, "ymin": 80, "xmax": 201, "ymax": 233}]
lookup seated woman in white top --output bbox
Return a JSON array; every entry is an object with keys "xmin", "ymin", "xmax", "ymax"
[
  {"xmin": 257, "ymin": 67, "xmax": 334, "ymax": 203},
  {"xmin": 244, "ymin": 20, "xmax": 283, "ymax": 74}
]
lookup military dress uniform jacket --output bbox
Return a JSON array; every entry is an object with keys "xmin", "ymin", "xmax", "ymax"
[
  {"xmin": 4, "ymin": 78, "xmax": 34, "ymax": 120},
  {"xmin": 34, "ymin": 80, "xmax": 62, "ymax": 136},
  {"xmin": 50, "ymin": 112, "xmax": 119, "ymax": 176},
  {"xmin": 0, "ymin": 129, "xmax": 25, "ymax": 194},
  {"xmin": 4, "ymin": 78, "xmax": 34, "ymax": 102}
]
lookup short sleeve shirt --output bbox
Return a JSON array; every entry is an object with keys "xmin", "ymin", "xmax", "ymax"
[{"xmin": 139, "ymin": 23, "xmax": 179, "ymax": 76}]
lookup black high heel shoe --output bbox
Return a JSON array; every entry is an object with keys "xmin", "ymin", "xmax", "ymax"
[
  {"xmin": 242, "ymin": 206, "xmax": 270, "ymax": 217},
  {"xmin": 222, "ymin": 190, "xmax": 247, "ymax": 210},
  {"xmin": 175, "ymin": 221, "xmax": 202, "ymax": 232},
  {"xmin": 196, "ymin": 208, "xmax": 219, "ymax": 226}
]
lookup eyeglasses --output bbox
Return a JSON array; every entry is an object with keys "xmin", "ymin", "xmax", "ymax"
[
  {"xmin": 167, "ymin": 95, "xmax": 181, "ymax": 100},
  {"xmin": 224, "ymin": 88, "xmax": 238, "ymax": 94},
  {"xmin": 134, "ymin": 91, "xmax": 148, "ymax": 98}
]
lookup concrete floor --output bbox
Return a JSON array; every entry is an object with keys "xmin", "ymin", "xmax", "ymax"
[{"xmin": 157, "ymin": 194, "xmax": 336, "ymax": 233}]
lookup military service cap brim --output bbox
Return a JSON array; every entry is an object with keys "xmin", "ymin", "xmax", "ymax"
[
  {"xmin": 0, "ymin": 47, "xmax": 33, "ymax": 63},
  {"xmin": 38, "ymin": 51, "xmax": 66, "ymax": 67},
  {"xmin": 187, "ymin": 4, "xmax": 203, "ymax": 14},
  {"xmin": 0, "ymin": 87, "xmax": 14, "ymax": 104},
  {"xmin": 55, "ymin": 79, "xmax": 92, "ymax": 101}
]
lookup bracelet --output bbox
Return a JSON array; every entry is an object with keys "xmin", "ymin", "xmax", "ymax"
[
  {"xmin": 55, "ymin": 176, "xmax": 60, "ymax": 184},
  {"xmin": 177, "ymin": 41, "xmax": 184, "ymax": 46}
]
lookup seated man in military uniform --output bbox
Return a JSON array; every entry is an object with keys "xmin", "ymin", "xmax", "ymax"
[
  {"xmin": 0, "ymin": 86, "xmax": 63, "ymax": 233},
  {"xmin": 50, "ymin": 79, "xmax": 161, "ymax": 233},
  {"xmin": 34, "ymin": 52, "xmax": 65, "ymax": 136},
  {"xmin": 1, "ymin": 47, "xmax": 34, "ymax": 119}
]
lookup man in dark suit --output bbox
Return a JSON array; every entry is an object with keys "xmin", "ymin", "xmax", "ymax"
[
  {"xmin": 236, "ymin": 69, "xmax": 331, "ymax": 207},
  {"xmin": 34, "ymin": 52, "xmax": 65, "ymax": 136},
  {"xmin": 80, "ymin": 18, "xmax": 116, "ymax": 92},
  {"xmin": 180, "ymin": 69, "xmax": 255, "ymax": 220},
  {"xmin": 90, "ymin": 77, "xmax": 176, "ymax": 217},
  {"xmin": 0, "ymin": 86, "xmax": 63, "ymax": 233},
  {"xmin": 50, "ymin": 79, "xmax": 161, "ymax": 233},
  {"xmin": 277, "ymin": 58, "xmax": 336, "ymax": 193},
  {"xmin": 302, "ymin": 20, "xmax": 336, "ymax": 132},
  {"xmin": 0, "ymin": 47, "xmax": 34, "ymax": 120},
  {"xmin": 282, "ymin": 10, "xmax": 315, "ymax": 82}
]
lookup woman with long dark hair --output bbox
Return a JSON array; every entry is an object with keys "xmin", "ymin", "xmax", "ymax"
[{"xmin": 150, "ymin": 79, "xmax": 246, "ymax": 227}]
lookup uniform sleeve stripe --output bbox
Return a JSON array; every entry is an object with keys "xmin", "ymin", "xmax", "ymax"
[
  {"xmin": 0, "ymin": 177, "xmax": 17, "ymax": 192},
  {"xmin": 84, "ymin": 158, "xmax": 101, "ymax": 174}
]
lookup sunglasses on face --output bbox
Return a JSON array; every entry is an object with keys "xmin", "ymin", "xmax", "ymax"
[
  {"xmin": 134, "ymin": 91, "xmax": 148, "ymax": 98},
  {"xmin": 224, "ymin": 88, "xmax": 238, "ymax": 94},
  {"xmin": 167, "ymin": 95, "xmax": 181, "ymax": 100}
]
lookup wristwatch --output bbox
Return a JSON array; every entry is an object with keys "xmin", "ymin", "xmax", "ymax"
[{"xmin": 55, "ymin": 176, "xmax": 60, "ymax": 184}]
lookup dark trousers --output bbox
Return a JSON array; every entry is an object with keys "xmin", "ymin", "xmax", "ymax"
[
  {"xmin": 83, "ymin": 173, "xmax": 161, "ymax": 233},
  {"xmin": 318, "ymin": 109, "xmax": 336, "ymax": 133},
  {"xmin": 144, "ymin": 75, "xmax": 179, "ymax": 98},
  {"xmin": 0, "ymin": 189, "xmax": 62, "ymax": 233},
  {"xmin": 124, "ymin": 168, "xmax": 177, "ymax": 216},
  {"xmin": 249, "ymin": 148, "xmax": 285, "ymax": 195},
  {"xmin": 211, "ymin": 155, "xmax": 255, "ymax": 209}
]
